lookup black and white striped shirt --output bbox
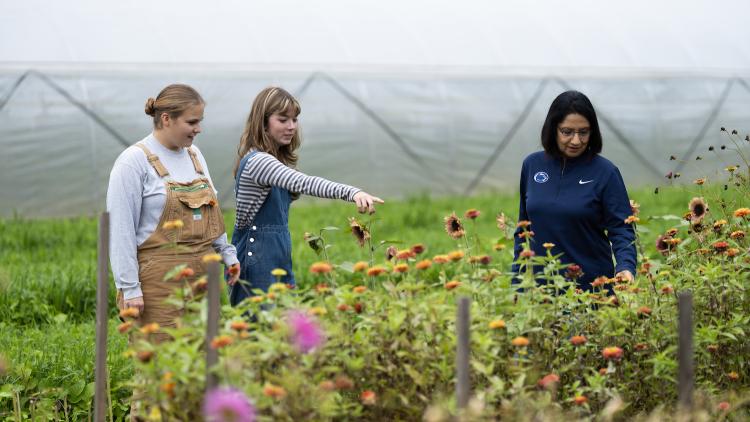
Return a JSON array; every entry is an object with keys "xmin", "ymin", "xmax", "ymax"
[{"xmin": 235, "ymin": 151, "xmax": 360, "ymax": 229}]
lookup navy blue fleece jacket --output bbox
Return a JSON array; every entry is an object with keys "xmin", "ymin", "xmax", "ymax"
[{"xmin": 512, "ymin": 151, "xmax": 637, "ymax": 290}]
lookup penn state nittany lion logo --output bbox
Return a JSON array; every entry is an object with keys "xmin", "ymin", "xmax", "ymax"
[{"xmin": 533, "ymin": 171, "xmax": 549, "ymax": 183}]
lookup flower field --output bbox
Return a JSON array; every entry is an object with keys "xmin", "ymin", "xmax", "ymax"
[{"xmin": 2, "ymin": 149, "xmax": 750, "ymax": 420}]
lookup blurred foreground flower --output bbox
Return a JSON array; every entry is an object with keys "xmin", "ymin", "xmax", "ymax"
[
  {"xmin": 204, "ymin": 387, "xmax": 256, "ymax": 422},
  {"xmin": 287, "ymin": 310, "xmax": 325, "ymax": 353}
]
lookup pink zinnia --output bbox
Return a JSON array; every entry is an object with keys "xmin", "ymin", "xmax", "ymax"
[
  {"xmin": 287, "ymin": 310, "xmax": 325, "ymax": 353},
  {"xmin": 203, "ymin": 387, "xmax": 256, "ymax": 422}
]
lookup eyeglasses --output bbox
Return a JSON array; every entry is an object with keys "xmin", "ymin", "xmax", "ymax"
[{"xmin": 558, "ymin": 127, "xmax": 591, "ymax": 139}]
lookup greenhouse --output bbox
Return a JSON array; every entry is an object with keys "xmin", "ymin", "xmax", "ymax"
[{"xmin": 2, "ymin": 0, "xmax": 749, "ymax": 217}]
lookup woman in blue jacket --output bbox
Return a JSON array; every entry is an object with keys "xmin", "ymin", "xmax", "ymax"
[{"xmin": 512, "ymin": 90, "xmax": 636, "ymax": 290}]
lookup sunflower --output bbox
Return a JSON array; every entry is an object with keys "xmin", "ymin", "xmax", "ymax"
[
  {"xmin": 444, "ymin": 212, "xmax": 465, "ymax": 239},
  {"xmin": 349, "ymin": 218, "xmax": 371, "ymax": 247},
  {"xmin": 688, "ymin": 197, "xmax": 708, "ymax": 224}
]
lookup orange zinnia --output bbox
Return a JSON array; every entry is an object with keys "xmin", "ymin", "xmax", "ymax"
[
  {"xmin": 444, "ymin": 280, "xmax": 461, "ymax": 290},
  {"xmin": 511, "ymin": 336, "xmax": 530, "ymax": 347},
  {"xmin": 415, "ymin": 259, "xmax": 433, "ymax": 270},
  {"xmin": 310, "ymin": 262, "xmax": 333, "ymax": 274}
]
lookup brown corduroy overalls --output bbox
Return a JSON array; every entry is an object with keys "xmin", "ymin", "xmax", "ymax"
[{"xmin": 117, "ymin": 143, "xmax": 226, "ymax": 343}]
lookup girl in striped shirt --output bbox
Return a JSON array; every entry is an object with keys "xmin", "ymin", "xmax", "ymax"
[{"xmin": 230, "ymin": 86, "xmax": 383, "ymax": 305}]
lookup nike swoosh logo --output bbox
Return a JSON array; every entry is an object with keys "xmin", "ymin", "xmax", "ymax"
[{"xmin": 579, "ymin": 179, "xmax": 594, "ymax": 185}]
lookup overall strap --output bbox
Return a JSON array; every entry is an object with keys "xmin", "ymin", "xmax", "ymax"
[
  {"xmin": 135, "ymin": 143, "xmax": 169, "ymax": 177},
  {"xmin": 187, "ymin": 147, "xmax": 205, "ymax": 174},
  {"xmin": 234, "ymin": 150, "xmax": 260, "ymax": 192}
]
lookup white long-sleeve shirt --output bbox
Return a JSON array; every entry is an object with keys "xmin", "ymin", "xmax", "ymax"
[{"xmin": 107, "ymin": 134, "xmax": 238, "ymax": 300}]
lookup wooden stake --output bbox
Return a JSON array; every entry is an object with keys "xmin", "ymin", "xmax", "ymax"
[
  {"xmin": 94, "ymin": 212, "xmax": 110, "ymax": 422},
  {"xmin": 678, "ymin": 291, "xmax": 694, "ymax": 411},
  {"xmin": 456, "ymin": 296, "xmax": 471, "ymax": 410},
  {"xmin": 205, "ymin": 262, "xmax": 221, "ymax": 391}
]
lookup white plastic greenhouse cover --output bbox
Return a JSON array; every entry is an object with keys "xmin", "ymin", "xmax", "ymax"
[{"xmin": 1, "ymin": 0, "xmax": 750, "ymax": 217}]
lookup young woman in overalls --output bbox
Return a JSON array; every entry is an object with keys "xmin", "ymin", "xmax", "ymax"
[
  {"xmin": 107, "ymin": 84, "xmax": 240, "ymax": 343},
  {"xmin": 231, "ymin": 86, "xmax": 383, "ymax": 305}
]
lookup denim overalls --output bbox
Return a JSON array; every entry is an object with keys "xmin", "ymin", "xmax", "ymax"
[{"xmin": 230, "ymin": 151, "xmax": 295, "ymax": 306}]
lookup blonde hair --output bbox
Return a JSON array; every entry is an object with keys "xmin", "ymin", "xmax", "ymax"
[
  {"xmin": 144, "ymin": 84, "xmax": 205, "ymax": 129},
  {"xmin": 234, "ymin": 87, "xmax": 301, "ymax": 176}
]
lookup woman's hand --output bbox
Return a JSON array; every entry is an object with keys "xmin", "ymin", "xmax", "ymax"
[
  {"xmin": 615, "ymin": 270, "xmax": 634, "ymax": 283},
  {"xmin": 353, "ymin": 191, "xmax": 384, "ymax": 214},
  {"xmin": 124, "ymin": 296, "xmax": 145, "ymax": 315},
  {"xmin": 226, "ymin": 263, "xmax": 241, "ymax": 286}
]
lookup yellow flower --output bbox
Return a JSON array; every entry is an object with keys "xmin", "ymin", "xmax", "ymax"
[
  {"xmin": 542, "ymin": 242, "xmax": 555, "ymax": 249},
  {"xmin": 201, "ymin": 253, "xmax": 222, "ymax": 264},
  {"xmin": 308, "ymin": 307, "xmax": 327, "ymax": 316},
  {"xmin": 269, "ymin": 283, "xmax": 287, "ymax": 293},
  {"xmin": 139, "ymin": 322, "xmax": 160, "ymax": 335},
  {"xmin": 448, "ymin": 250, "xmax": 464, "ymax": 261},
  {"xmin": 493, "ymin": 243, "xmax": 507, "ymax": 251},
  {"xmin": 162, "ymin": 219, "xmax": 184, "ymax": 230},
  {"xmin": 250, "ymin": 296, "xmax": 265, "ymax": 303},
  {"xmin": 271, "ymin": 268, "xmax": 288, "ymax": 277}
]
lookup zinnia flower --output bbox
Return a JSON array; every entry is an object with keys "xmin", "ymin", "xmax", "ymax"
[
  {"xmin": 516, "ymin": 220, "xmax": 531, "ymax": 228},
  {"xmin": 117, "ymin": 321, "xmax": 134, "ymax": 334},
  {"xmin": 310, "ymin": 262, "xmax": 333, "ymax": 274},
  {"xmin": 636, "ymin": 306, "xmax": 652, "ymax": 317},
  {"xmin": 493, "ymin": 243, "xmax": 507, "ymax": 251},
  {"xmin": 629, "ymin": 200, "xmax": 640, "ymax": 215},
  {"xmin": 366, "ymin": 266, "xmax": 387, "ymax": 277},
  {"xmin": 119, "ymin": 307, "xmax": 140, "ymax": 319},
  {"xmin": 230, "ymin": 321, "xmax": 250, "ymax": 332},
  {"xmin": 444, "ymin": 212, "xmax": 465, "ymax": 239},
  {"xmin": 448, "ymin": 250, "xmax": 464, "ymax": 261},
  {"xmin": 488, "ymin": 319, "xmax": 506, "ymax": 329},
  {"xmin": 565, "ymin": 264, "xmax": 583, "ymax": 279},
  {"xmin": 203, "ymin": 387, "xmax": 256, "ymax": 422},
  {"xmin": 537, "ymin": 373, "xmax": 560, "ymax": 390},
  {"xmin": 717, "ymin": 401, "xmax": 730, "ymax": 411},
  {"xmin": 519, "ymin": 249, "xmax": 535, "ymax": 259},
  {"xmin": 655, "ymin": 234, "xmax": 673, "ymax": 256},
  {"xmin": 734, "ymin": 207, "xmax": 750, "ymax": 218},
  {"xmin": 727, "ymin": 371, "xmax": 740, "ymax": 381},
  {"xmin": 570, "ymin": 335, "xmax": 587, "ymax": 346},
  {"xmin": 140, "ymin": 322, "xmax": 160, "ymax": 335},
  {"xmin": 136, "ymin": 350, "xmax": 154, "ymax": 363},
  {"xmin": 712, "ymin": 241, "xmax": 729, "ymax": 252},
  {"xmin": 211, "ymin": 335, "xmax": 234, "ymax": 349},
  {"xmin": 393, "ymin": 263, "xmax": 409, "ymax": 273},
  {"xmin": 444, "ymin": 280, "xmax": 461, "ymax": 290},
  {"xmin": 334, "ymin": 375, "xmax": 354, "ymax": 390},
  {"xmin": 262, "ymin": 384, "xmax": 287, "ymax": 399},
  {"xmin": 308, "ymin": 307, "xmax": 327, "ymax": 316},
  {"xmin": 574, "ymin": 395, "xmax": 588, "ymax": 405},
  {"xmin": 353, "ymin": 285, "xmax": 368, "ymax": 293},
  {"xmin": 395, "ymin": 249, "xmax": 415, "ymax": 260},
  {"xmin": 542, "ymin": 242, "xmax": 555, "ymax": 249},
  {"xmin": 464, "ymin": 209, "xmax": 481, "ymax": 220},
  {"xmin": 353, "ymin": 261, "xmax": 369, "ymax": 272},
  {"xmin": 336, "ymin": 303, "xmax": 350, "ymax": 312},
  {"xmin": 432, "ymin": 255, "xmax": 450, "ymax": 264},
  {"xmin": 517, "ymin": 230, "xmax": 535, "ymax": 239},
  {"xmin": 360, "ymin": 390, "xmax": 377, "ymax": 405},
  {"xmin": 511, "ymin": 336, "xmax": 530, "ymax": 347},
  {"xmin": 602, "ymin": 346, "xmax": 624, "ymax": 361},
  {"xmin": 729, "ymin": 230, "xmax": 745, "ymax": 240},
  {"xmin": 624, "ymin": 215, "xmax": 640, "ymax": 224},
  {"xmin": 202, "ymin": 254, "xmax": 223, "ymax": 264},
  {"xmin": 410, "ymin": 244, "xmax": 426, "ymax": 255},
  {"xmin": 271, "ymin": 268, "xmax": 287, "ymax": 277},
  {"xmin": 349, "ymin": 217, "xmax": 371, "ymax": 247},
  {"xmin": 415, "ymin": 259, "xmax": 433, "ymax": 270},
  {"xmin": 287, "ymin": 311, "xmax": 325, "ymax": 353},
  {"xmin": 693, "ymin": 177, "xmax": 706, "ymax": 185}
]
